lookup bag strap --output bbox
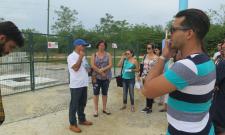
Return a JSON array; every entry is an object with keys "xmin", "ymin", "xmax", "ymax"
[
  {"xmin": 120, "ymin": 59, "xmax": 125, "ymax": 76},
  {"xmin": 143, "ymin": 54, "xmax": 147, "ymax": 62}
]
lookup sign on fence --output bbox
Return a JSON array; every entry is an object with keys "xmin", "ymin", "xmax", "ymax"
[
  {"xmin": 112, "ymin": 43, "xmax": 117, "ymax": 48},
  {"xmin": 48, "ymin": 42, "xmax": 58, "ymax": 49}
]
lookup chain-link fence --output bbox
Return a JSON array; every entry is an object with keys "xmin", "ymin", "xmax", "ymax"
[
  {"xmin": 0, "ymin": 33, "xmax": 72, "ymax": 96},
  {"xmin": 0, "ymin": 32, "xmax": 154, "ymax": 96}
]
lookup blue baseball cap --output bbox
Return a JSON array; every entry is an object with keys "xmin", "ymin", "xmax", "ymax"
[{"xmin": 73, "ymin": 39, "xmax": 89, "ymax": 46}]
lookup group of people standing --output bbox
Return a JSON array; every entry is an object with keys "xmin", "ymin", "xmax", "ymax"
[
  {"xmin": 0, "ymin": 8, "xmax": 223, "ymax": 135},
  {"xmin": 67, "ymin": 8, "xmax": 224, "ymax": 135},
  {"xmin": 67, "ymin": 39, "xmax": 166, "ymax": 133}
]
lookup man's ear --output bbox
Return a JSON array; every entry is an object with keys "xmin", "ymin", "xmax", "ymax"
[
  {"xmin": 0, "ymin": 35, "xmax": 6, "ymax": 44},
  {"xmin": 186, "ymin": 29, "xmax": 194, "ymax": 40}
]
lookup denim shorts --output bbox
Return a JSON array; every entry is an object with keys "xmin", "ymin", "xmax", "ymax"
[{"xmin": 93, "ymin": 79, "xmax": 110, "ymax": 96}]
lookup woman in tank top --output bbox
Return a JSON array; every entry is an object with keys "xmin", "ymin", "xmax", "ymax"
[
  {"xmin": 140, "ymin": 44, "xmax": 158, "ymax": 114},
  {"xmin": 91, "ymin": 40, "xmax": 112, "ymax": 117},
  {"xmin": 118, "ymin": 49, "xmax": 139, "ymax": 112}
]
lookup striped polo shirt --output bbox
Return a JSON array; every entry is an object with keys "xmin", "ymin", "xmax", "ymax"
[{"xmin": 164, "ymin": 53, "xmax": 216, "ymax": 135}]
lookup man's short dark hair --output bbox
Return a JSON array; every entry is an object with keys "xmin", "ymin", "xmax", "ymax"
[
  {"xmin": 0, "ymin": 21, "xmax": 24, "ymax": 47},
  {"xmin": 175, "ymin": 9, "xmax": 210, "ymax": 41}
]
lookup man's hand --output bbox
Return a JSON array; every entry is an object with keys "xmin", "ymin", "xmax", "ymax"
[
  {"xmin": 162, "ymin": 39, "xmax": 177, "ymax": 59},
  {"xmin": 71, "ymin": 50, "xmax": 85, "ymax": 72},
  {"xmin": 79, "ymin": 51, "xmax": 85, "ymax": 58}
]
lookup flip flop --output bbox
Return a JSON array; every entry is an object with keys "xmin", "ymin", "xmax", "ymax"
[{"xmin": 103, "ymin": 110, "xmax": 111, "ymax": 115}]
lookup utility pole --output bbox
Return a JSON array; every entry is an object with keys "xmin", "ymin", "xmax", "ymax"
[
  {"xmin": 47, "ymin": 0, "xmax": 50, "ymax": 35},
  {"xmin": 47, "ymin": 0, "xmax": 50, "ymax": 61}
]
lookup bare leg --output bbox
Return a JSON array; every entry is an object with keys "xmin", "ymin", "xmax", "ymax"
[
  {"xmin": 102, "ymin": 95, "xmax": 107, "ymax": 111},
  {"xmin": 93, "ymin": 95, "xmax": 99, "ymax": 114}
]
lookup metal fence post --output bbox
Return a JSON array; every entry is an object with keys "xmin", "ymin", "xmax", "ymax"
[
  {"xmin": 46, "ymin": 39, "xmax": 49, "ymax": 62},
  {"xmin": 29, "ymin": 33, "xmax": 35, "ymax": 91},
  {"xmin": 113, "ymin": 48, "xmax": 116, "ymax": 76},
  {"xmin": 67, "ymin": 35, "xmax": 73, "ymax": 83},
  {"xmin": 136, "ymin": 43, "xmax": 140, "ymax": 62}
]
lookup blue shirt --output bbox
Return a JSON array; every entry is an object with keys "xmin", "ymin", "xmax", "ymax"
[{"xmin": 122, "ymin": 59, "xmax": 136, "ymax": 79}]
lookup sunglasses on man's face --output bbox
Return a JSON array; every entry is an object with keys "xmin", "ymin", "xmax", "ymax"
[
  {"xmin": 170, "ymin": 26, "xmax": 191, "ymax": 34},
  {"xmin": 147, "ymin": 47, "xmax": 152, "ymax": 50}
]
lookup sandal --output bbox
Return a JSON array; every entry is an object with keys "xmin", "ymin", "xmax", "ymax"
[
  {"xmin": 93, "ymin": 112, "xmax": 98, "ymax": 117},
  {"xmin": 102, "ymin": 110, "xmax": 111, "ymax": 115}
]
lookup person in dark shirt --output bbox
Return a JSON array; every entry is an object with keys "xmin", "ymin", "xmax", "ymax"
[{"xmin": 211, "ymin": 40, "xmax": 225, "ymax": 135}]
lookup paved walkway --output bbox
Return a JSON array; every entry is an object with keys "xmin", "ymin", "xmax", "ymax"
[{"xmin": 0, "ymin": 80, "xmax": 167, "ymax": 135}]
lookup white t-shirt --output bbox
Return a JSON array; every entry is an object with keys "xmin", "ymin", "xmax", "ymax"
[
  {"xmin": 213, "ymin": 51, "xmax": 220, "ymax": 60},
  {"xmin": 67, "ymin": 51, "xmax": 89, "ymax": 88}
]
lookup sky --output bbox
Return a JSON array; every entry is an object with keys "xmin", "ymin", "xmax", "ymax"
[{"xmin": 0, "ymin": 0, "xmax": 224, "ymax": 34}]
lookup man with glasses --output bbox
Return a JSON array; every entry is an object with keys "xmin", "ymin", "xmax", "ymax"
[
  {"xmin": 0, "ymin": 21, "xmax": 24, "ymax": 125},
  {"xmin": 142, "ymin": 9, "xmax": 216, "ymax": 134}
]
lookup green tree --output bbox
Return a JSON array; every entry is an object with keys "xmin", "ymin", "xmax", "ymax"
[
  {"xmin": 51, "ymin": 5, "xmax": 82, "ymax": 34},
  {"xmin": 0, "ymin": 18, "xmax": 4, "ymax": 22},
  {"xmin": 208, "ymin": 4, "xmax": 225, "ymax": 25},
  {"xmin": 205, "ymin": 4, "xmax": 225, "ymax": 55}
]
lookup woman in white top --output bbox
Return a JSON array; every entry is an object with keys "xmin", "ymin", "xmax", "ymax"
[{"xmin": 140, "ymin": 44, "xmax": 158, "ymax": 114}]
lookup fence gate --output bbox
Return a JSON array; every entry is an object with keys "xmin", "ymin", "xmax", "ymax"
[{"xmin": 0, "ymin": 33, "xmax": 72, "ymax": 96}]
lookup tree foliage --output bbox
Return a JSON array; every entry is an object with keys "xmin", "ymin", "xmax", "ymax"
[
  {"xmin": 51, "ymin": 5, "xmax": 82, "ymax": 34},
  {"xmin": 21, "ymin": 5, "xmax": 225, "ymax": 56},
  {"xmin": 205, "ymin": 4, "xmax": 225, "ymax": 55}
]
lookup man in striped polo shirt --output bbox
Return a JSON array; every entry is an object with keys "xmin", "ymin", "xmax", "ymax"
[{"xmin": 142, "ymin": 9, "xmax": 216, "ymax": 135}]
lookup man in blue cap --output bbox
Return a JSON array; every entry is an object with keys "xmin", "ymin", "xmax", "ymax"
[{"xmin": 67, "ymin": 38, "xmax": 92, "ymax": 133}]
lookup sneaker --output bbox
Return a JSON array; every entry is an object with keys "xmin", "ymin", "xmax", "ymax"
[
  {"xmin": 69, "ymin": 125, "xmax": 81, "ymax": 133},
  {"xmin": 141, "ymin": 107, "xmax": 149, "ymax": 113},
  {"xmin": 146, "ymin": 109, "xmax": 152, "ymax": 114},
  {"xmin": 79, "ymin": 120, "xmax": 93, "ymax": 126},
  {"xmin": 159, "ymin": 109, "xmax": 167, "ymax": 112}
]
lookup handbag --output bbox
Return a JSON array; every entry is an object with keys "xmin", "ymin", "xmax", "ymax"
[
  {"xmin": 116, "ymin": 75, "xmax": 123, "ymax": 87},
  {"xmin": 139, "ymin": 54, "xmax": 146, "ymax": 77},
  {"xmin": 116, "ymin": 59, "xmax": 125, "ymax": 87}
]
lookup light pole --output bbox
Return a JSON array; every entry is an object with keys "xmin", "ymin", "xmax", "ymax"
[
  {"xmin": 47, "ymin": 0, "xmax": 50, "ymax": 61},
  {"xmin": 47, "ymin": 0, "xmax": 50, "ymax": 35}
]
